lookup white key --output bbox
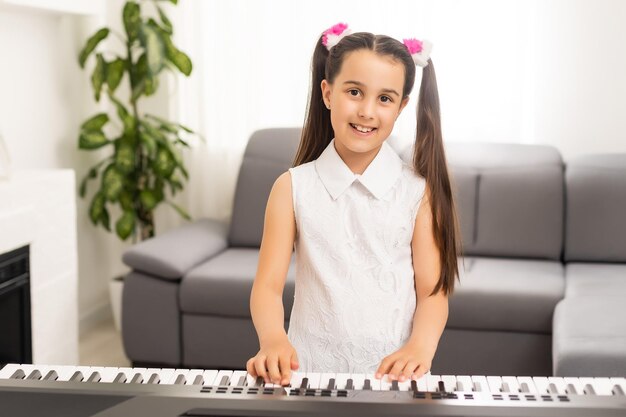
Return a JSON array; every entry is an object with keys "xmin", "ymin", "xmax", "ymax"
[
  {"xmin": 455, "ymin": 375, "xmax": 473, "ymax": 392},
  {"xmin": 319, "ymin": 372, "xmax": 336, "ymax": 390},
  {"xmin": 487, "ymin": 376, "xmax": 503, "ymax": 393},
  {"xmin": 471, "ymin": 376, "xmax": 489, "ymax": 392},
  {"xmin": 501, "ymin": 376, "xmax": 520, "ymax": 393},
  {"xmin": 365, "ymin": 373, "xmax": 381, "ymax": 391},
  {"xmin": 125, "ymin": 367, "xmax": 147, "ymax": 384},
  {"xmin": 610, "ymin": 377, "xmax": 626, "ymax": 396},
  {"xmin": 578, "ymin": 377, "xmax": 598, "ymax": 395},
  {"xmin": 202, "ymin": 370, "xmax": 220, "ymax": 386},
  {"xmin": 414, "ymin": 374, "xmax": 428, "ymax": 391},
  {"xmin": 351, "ymin": 373, "xmax": 365, "ymax": 390},
  {"xmin": 398, "ymin": 378, "xmax": 412, "ymax": 391},
  {"xmin": 590, "ymin": 377, "xmax": 615, "ymax": 396},
  {"xmin": 334, "ymin": 372, "xmax": 351, "ymax": 390},
  {"xmin": 214, "ymin": 370, "xmax": 233, "ymax": 386},
  {"xmin": 53, "ymin": 366, "xmax": 80, "ymax": 382},
  {"xmin": 547, "ymin": 377, "xmax": 568, "ymax": 394},
  {"xmin": 289, "ymin": 371, "xmax": 306, "ymax": 389},
  {"xmin": 532, "ymin": 376, "xmax": 550, "ymax": 394},
  {"xmin": 562, "ymin": 377, "xmax": 584, "ymax": 395},
  {"xmin": 305, "ymin": 372, "xmax": 322, "ymax": 389},
  {"xmin": 379, "ymin": 375, "xmax": 393, "ymax": 391},
  {"xmin": 426, "ymin": 374, "xmax": 441, "ymax": 392},
  {"xmin": 155, "ymin": 368, "xmax": 175, "ymax": 384},
  {"xmin": 0, "ymin": 364, "xmax": 23, "ymax": 379},
  {"xmin": 229, "ymin": 370, "xmax": 248, "ymax": 387},
  {"xmin": 441, "ymin": 375, "xmax": 457, "ymax": 392},
  {"xmin": 516, "ymin": 376, "xmax": 539, "ymax": 393},
  {"xmin": 166, "ymin": 369, "xmax": 190, "ymax": 385},
  {"xmin": 186, "ymin": 369, "xmax": 206, "ymax": 385},
  {"xmin": 87, "ymin": 366, "xmax": 116, "ymax": 383}
]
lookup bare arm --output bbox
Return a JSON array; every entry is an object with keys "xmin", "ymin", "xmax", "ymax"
[{"xmin": 247, "ymin": 171, "xmax": 298, "ymax": 385}]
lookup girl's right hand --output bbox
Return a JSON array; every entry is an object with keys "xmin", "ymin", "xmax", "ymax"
[{"xmin": 246, "ymin": 336, "xmax": 299, "ymax": 386}]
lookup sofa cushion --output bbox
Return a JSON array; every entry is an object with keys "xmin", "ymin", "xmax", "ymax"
[
  {"xmin": 564, "ymin": 263, "xmax": 626, "ymax": 297},
  {"xmin": 228, "ymin": 128, "xmax": 301, "ymax": 247},
  {"xmin": 564, "ymin": 154, "xmax": 626, "ymax": 262},
  {"xmin": 553, "ymin": 296, "xmax": 626, "ymax": 376},
  {"xmin": 448, "ymin": 257, "xmax": 565, "ymax": 333},
  {"xmin": 179, "ymin": 248, "xmax": 296, "ymax": 318}
]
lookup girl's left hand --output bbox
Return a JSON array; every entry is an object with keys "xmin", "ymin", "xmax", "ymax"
[{"xmin": 375, "ymin": 341, "xmax": 434, "ymax": 381}]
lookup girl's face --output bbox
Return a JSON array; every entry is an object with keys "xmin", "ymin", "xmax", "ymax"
[{"xmin": 321, "ymin": 49, "xmax": 409, "ymax": 161}]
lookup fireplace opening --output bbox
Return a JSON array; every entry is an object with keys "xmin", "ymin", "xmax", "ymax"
[{"xmin": 0, "ymin": 245, "xmax": 32, "ymax": 366}]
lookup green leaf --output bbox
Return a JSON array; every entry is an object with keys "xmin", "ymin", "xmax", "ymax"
[
  {"xmin": 119, "ymin": 190, "xmax": 134, "ymax": 211},
  {"xmin": 116, "ymin": 211, "xmax": 135, "ymax": 240},
  {"xmin": 115, "ymin": 142, "xmax": 135, "ymax": 174},
  {"xmin": 140, "ymin": 120, "xmax": 168, "ymax": 144},
  {"xmin": 101, "ymin": 207, "xmax": 111, "ymax": 231},
  {"xmin": 156, "ymin": 5, "xmax": 173, "ymax": 34},
  {"xmin": 140, "ymin": 132, "xmax": 157, "ymax": 157},
  {"xmin": 139, "ymin": 189, "xmax": 158, "ymax": 211},
  {"xmin": 106, "ymin": 58, "xmax": 125, "ymax": 92},
  {"xmin": 79, "ymin": 130, "xmax": 109, "ymax": 149},
  {"xmin": 81, "ymin": 113, "xmax": 109, "ymax": 131},
  {"xmin": 167, "ymin": 45, "xmax": 192, "ymax": 76},
  {"xmin": 102, "ymin": 164, "xmax": 124, "ymax": 201},
  {"xmin": 166, "ymin": 200, "xmax": 191, "ymax": 220},
  {"xmin": 123, "ymin": 1, "xmax": 141, "ymax": 42},
  {"xmin": 91, "ymin": 53, "xmax": 106, "ymax": 102},
  {"xmin": 89, "ymin": 192, "xmax": 105, "ymax": 225},
  {"xmin": 78, "ymin": 28, "xmax": 109, "ymax": 68},
  {"xmin": 79, "ymin": 167, "xmax": 98, "ymax": 198},
  {"xmin": 153, "ymin": 146, "xmax": 176, "ymax": 178},
  {"xmin": 140, "ymin": 23, "xmax": 165, "ymax": 75},
  {"xmin": 109, "ymin": 94, "xmax": 135, "ymax": 134}
]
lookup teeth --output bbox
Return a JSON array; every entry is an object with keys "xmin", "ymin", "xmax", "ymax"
[{"xmin": 351, "ymin": 124, "xmax": 374, "ymax": 133}]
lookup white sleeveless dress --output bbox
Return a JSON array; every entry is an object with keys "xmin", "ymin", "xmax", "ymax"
[{"xmin": 287, "ymin": 139, "xmax": 426, "ymax": 373}]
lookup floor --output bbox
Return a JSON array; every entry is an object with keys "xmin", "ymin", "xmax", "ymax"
[{"xmin": 79, "ymin": 318, "xmax": 131, "ymax": 367}]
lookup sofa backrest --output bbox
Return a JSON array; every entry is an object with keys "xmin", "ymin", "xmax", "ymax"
[
  {"xmin": 564, "ymin": 154, "xmax": 626, "ymax": 262},
  {"xmin": 444, "ymin": 143, "xmax": 565, "ymax": 260},
  {"xmin": 228, "ymin": 128, "xmax": 301, "ymax": 247}
]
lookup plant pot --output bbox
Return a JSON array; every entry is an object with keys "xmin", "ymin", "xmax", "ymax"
[{"xmin": 109, "ymin": 275, "xmax": 124, "ymax": 332}]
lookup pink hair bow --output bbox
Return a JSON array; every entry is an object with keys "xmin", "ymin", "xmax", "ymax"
[
  {"xmin": 403, "ymin": 38, "xmax": 433, "ymax": 68},
  {"xmin": 322, "ymin": 23, "xmax": 353, "ymax": 51}
]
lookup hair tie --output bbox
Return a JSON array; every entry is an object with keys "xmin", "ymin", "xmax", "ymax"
[
  {"xmin": 403, "ymin": 38, "xmax": 433, "ymax": 68},
  {"xmin": 322, "ymin": 22, "xmax": 353, "ymax": 51}
]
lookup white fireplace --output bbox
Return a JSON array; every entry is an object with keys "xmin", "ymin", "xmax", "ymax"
[{"xmin": 0, "ymin": 170, "xmax": 78, "ymax": 364}]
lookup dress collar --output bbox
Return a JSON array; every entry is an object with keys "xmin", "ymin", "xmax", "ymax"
[{"xmin": 315, "ymin": 139, "xmax": 404, "ymax": 200}]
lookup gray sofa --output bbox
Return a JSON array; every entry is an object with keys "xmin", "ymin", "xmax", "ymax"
[{"xmin": 121, "ymin": 128, "xmax": 626, "ymax": 377}]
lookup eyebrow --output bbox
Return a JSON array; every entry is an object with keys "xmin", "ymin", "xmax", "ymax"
[{"xmin": 343, "ymin": 80, "xmax": 400, "ymax": 97}]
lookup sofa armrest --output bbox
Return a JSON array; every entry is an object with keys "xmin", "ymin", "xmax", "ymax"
[{"xmin": 122, "ymin": 218, "xmax": 228, "ymax": 280}]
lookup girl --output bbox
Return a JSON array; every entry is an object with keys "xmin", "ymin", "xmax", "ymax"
[{"xmin": 247, "ymin": 23, "xmax": 460, "ymax": 387}]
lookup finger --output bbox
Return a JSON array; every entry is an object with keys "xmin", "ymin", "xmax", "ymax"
[
  {"xmin": 375, "ymin": 356, "xmax": 393, "ymax": 379},
  {"xmin": 291, "ymin": 350, "xmax": 299, "ymax": 370},
  {"xmin": 412, "ymin": 364, "xmax": 429, "ymax": 380},
  {"xmin": 246, "ymin": 358, "xmax": 257, "ymax": 377},
  {"xmin": 400, "ymin": 361, "xmax": 419, "ymax": 382},
  {"xmin": 267, "ymin": 355, "xmax": 281, "ymax": 384},
  {"xmin": 388, "ymin": 359, "xmax": 408, "ymax": 381},
  {"xmin": 278, "ymin": 354, "xmax": 291, "ymax": 386},
  {"xmin": 254, "ymin": 356, "xmax": 267, "ymax": 381}
]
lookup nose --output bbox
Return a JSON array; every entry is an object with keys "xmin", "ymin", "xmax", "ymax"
[{"xmin": 358, "ymin": 98, "xmax": 375, "ymax": 120}]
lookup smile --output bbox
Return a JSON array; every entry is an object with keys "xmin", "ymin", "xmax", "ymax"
[{"xmin": 350, "ymin": 123, "xmax": 377, "ymax": 134}]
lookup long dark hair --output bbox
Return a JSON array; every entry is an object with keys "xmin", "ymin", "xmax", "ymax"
[{"xmin": 293, "ymin": 31, "xmax": 461, "ymax": 295}]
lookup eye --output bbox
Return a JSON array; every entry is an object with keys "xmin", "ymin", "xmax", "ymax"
[
  {"xmin": 380, "ymin": 95, "xmax": 393, "ymax": 103},
  {"xmin": 348, "ymin": 89, "xmax": 360, "ymax": 97}
]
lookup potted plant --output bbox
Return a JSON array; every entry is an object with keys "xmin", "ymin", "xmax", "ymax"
[{"xmin": 77, "ymin": 0, "xmax": 197, "ymax": 330}]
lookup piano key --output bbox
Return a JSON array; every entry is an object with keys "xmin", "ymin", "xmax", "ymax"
[
  {"xmin": 351, "ymin": 374, "xmax": 366, "ymax": 390},
  {"xmin": 43, "ymin": 370, "xmax": 59, "ymax": 381},
  {"xmin": 334, "ymin": 373, "xmax": 351, "ymax": 390},
  {"xmin": 0, "ymin": 364, "xmax": 24, "ymax": 379},
  {"xmin": 130, "ymin": 373, "xmax": 144, "ymax": 384},
  {"xmin": 345, "ymin": 379, "xmax": 354, "ymax": 390},
  {"xmin": 288, "ymin": 372, "xmax": 305, "ymax": 389},
  {"xmin": 86, "ymin": 372, "xmax": 102, "ymax": 383},
  {"xmin": 390, "ymin": 380, "xmax": 399, "ymax": 391},
  {"xmin": 155, "ymin": 369, "xmax": 175, "ymax": 385},
  {"xmin": 471, "ymin": 376, "xmax": 489, "ymax": 392},
  {"xmin": 366, "ymin": 374, "xmax": 381, "ymax": 391},
  {"xmin": 487, "ymin": 376, "xmax": 503, "ymax": 393},
  {"xmin": 10, "ymin": 369, "xmax": 26, "ymax": 380},
  {"xmin": 379, "ymin": 375, "xmax": 393, "ymax": 391},
  {"xmin": 113, "ymin": 371, "xmax": 128, "ymax": 384},
  {"xmin": 563, "ymin": 377, "xmax": 585, "ymax": 395},
  {"xmin": 363, "ymin": 379, "xmax": 371, "ymax": 390},
  {"xmin": 88, "ymin": 367, "xmax": 118, "ymax": 383},
  {"xmin": 53, "ymin": 366, "xmax": 81, "ymax": 382},
  {"xmin": 532, "ymin": 377, "xmax": 550, "ymax": 394},
  {"xmin": 397, "ymin": 378, "xmax": 412, "ymax": 391},
  {"xmin": 610, "ymin": 378, "xmax": 626, "ymax": 396},
  {"xmin": 501, "ymin": 376, "xmax": 520, "ymax": 393},
  {"xmin": 70, "ymin": 371, "xmax": 84, "ymax": 382},
  {"xmin": 319, "ymin": 373, "xmax": 336, "ymax": 390},
  {"xmin": 437, "ymin": 380, "xmax": 446, "ymax": 392},
  {"xmin": 414, "ymin": 374, "xmax": 428, "ymax": 392},
  {"xmin": 589, "ymin": 377, "xmax": 615, "ymax": 396},
  {"xmin": 306, "ymin": 372, "xmax": 322, "ymax": 389},
  {"xmin": 214, "ymin": 370, "xmax": 233, "ymax": 386},
  {"xmin": 516, "ymin": 376, "xmax": 538, "ymax": 393},
  {"xmin": 578, "ymin": 377, "xmax": 597, "ymax": 395},
  {"xmin": 455, "ymin": 375, "xmax": 473, "ymax": 392},
  {"xmin": 202, "ymin": 370, "xmax": 219, "ymax": 386},
  {"xmin": 168, "ymin": 369, "xmax": 190, "ymax": 385},
  {"xmin": 146, "ymin": 373, "xmax": 160, "ymax": 384},
  {"xmin": 230, "ymin": 371, "xmax": 248, "ymax": 387},
  {"xmin": 548, "ymin": 377, "xmax": 568, "ymax": 394},
  {"xmin": 441, "ymin": 375, "xmax": 457, "ymax": 393},
  {"xmin": 426, "ymin": 374, "xmax": 442, "ymax": 392}
]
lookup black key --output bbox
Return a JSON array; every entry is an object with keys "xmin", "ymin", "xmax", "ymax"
[
  {"xmin": 254, "ymin": 377, "xmax": 264, "ymax": 387},
  {"xmin": 501, "ymin": 382, "xmax": 510, "ymax": 393},
  {"xmin": 174, "ymin": 374, "xmax": 186, "ymax": 385},
  {"xmin": 43, "ymin": 370, "xmax": 58, "ymax": 381},
  {"xmin": 130, "ymin": 373, "xmax": 144, "ymax": 384},
  {"xmin": 86, "ymin": 372, "xmax": 101, "ymax": 383},
  {"xmin": 548, "ymin": 383, "xmax": 559, "ymax": 394},
  {"xmin": 193, "ymin": 375, "xmax": 204, "ymax": 386},
  {"xmin": 10, "ymin": 370, "xmax": 25, "ymax": 380},
  {"xmin": 299, "ymin": 378, "xmax": 309, "ymax": 390},
  {"xmin": 147, "ymin": 373, "xmax": 160, "ymax": 384},
  {"xmin": 113, "ymin": 372, "xmax": 127, "ymax": 384},
  {"xmin": 327, "ymin": 378, "xmax": 336, "ymax": 390},
  {"xmin": 70, "ymin": 371, "xmax": 84, "ymax": 382},
  {"xmin": 566, "ymin": 383, "xmax": 577, "ymax": 395},
  {"xmin": 612, "ymin": 384, "xmax": 625, "ymax": 396},
  {"xmin": 236, "ymin": 376, "xmax": 246, "ymax": 386},
  {"xmin": 391, "ymin": 380, "xmax": 399, "ymax": 391},
  {"xmin": 26, "ymin": 370, "xmax": 42, "ymax": 380},
  {"xmin": 584, "ymin": 384, "xmax": 596, "ymax": 395},
  {"xmin": 520, "ymin": 382, "xmax": 530, "ymax": 393},
  {"xmin": 363, "ymin": 379, "xmax": 371, "ymax": 390},
  {"xmin": 345, "ymin": 378, "xmax": 354, "ymax": 390},
  {"xmin": 219, "ymin": 375, "xmax": 229, "ymax": 386},
  {"xmin": 437, "ymin": 381, "xmax": 446, "ymax": 392},
  {"xmin": 410, "ymin": 380, "xmax": 418, "ymax": 392}
]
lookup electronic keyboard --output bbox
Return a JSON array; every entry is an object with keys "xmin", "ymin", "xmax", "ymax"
[{"xmin": 1, "ymin": 363, "xmax": 625, "ymax": 416}]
